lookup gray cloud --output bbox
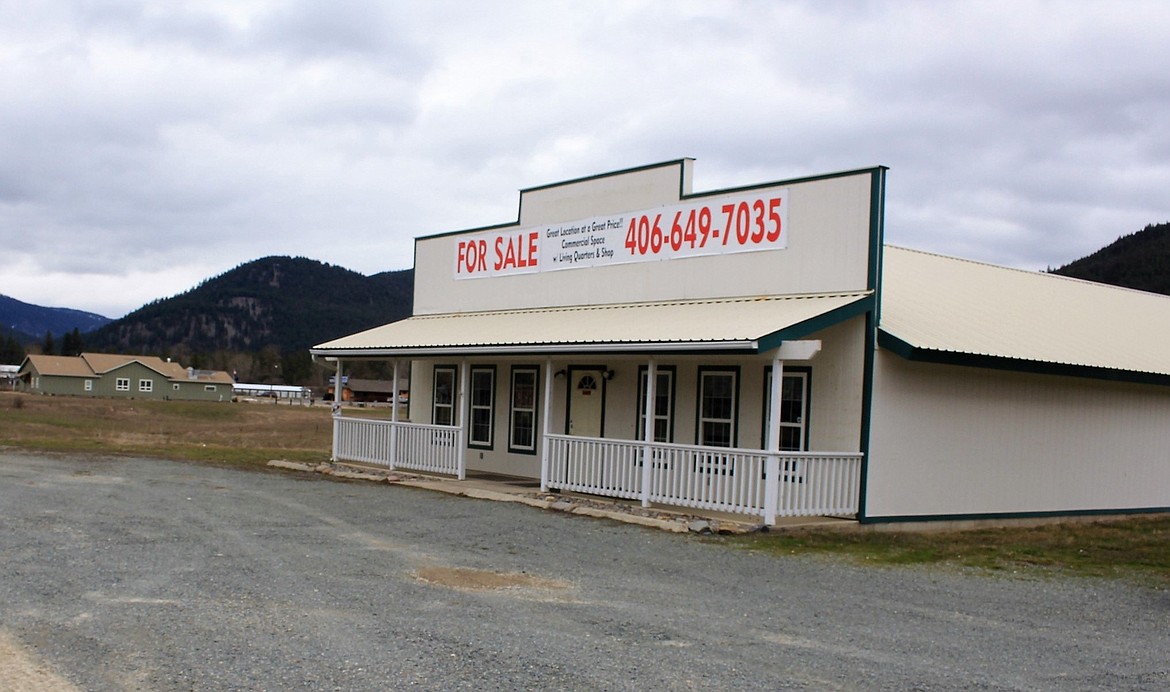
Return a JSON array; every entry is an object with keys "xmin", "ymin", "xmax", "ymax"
[{"xmin": 2, "ymin": 0, "xmax": 1168, "ymax": 317}]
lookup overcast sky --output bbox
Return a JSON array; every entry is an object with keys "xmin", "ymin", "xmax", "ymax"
[{"xmin": 3, "ymin": 0, "xmax": 1168, "ymax": 318}]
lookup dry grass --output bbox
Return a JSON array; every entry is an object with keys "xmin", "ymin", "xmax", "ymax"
[
  {"xmin": 0, "ymin": 391, "xmax": 364, "ymax": 467},
  {"xmin": 729, "ymin": 516, "xmax": 1170, "ymax": 588}
]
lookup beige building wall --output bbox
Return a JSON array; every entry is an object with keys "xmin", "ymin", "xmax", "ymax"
[
  {"xmin": 866, "ymin": 350, "xmax": 1170, "ymax": 519},
  {"xmin": 413, "ymin": 163, "xmax": 876, "ymax": 315}
]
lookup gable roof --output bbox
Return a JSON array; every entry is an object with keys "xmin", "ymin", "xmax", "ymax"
[
  {"xmin": 311, "ymin": 291, "xmax": 872, "ymax": 356},
  {"xmin": 879, "ymin": 246, "xmax": 1170, "ymax": 384},
  {"xmin": 19, "ymin": 353, "xmax": 234, "ymax": 385},
  {"xmin": 20, "ymin": 354, "xmax": 96, "ymax": 378}
]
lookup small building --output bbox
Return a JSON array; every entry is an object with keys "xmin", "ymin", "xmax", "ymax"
[
  {"xmin": 311, "ymin": 160, "xmax": 1170, "ymax": 525},
  {"xmin": 1, "ymin": 364, "xmax": 19, "ymax": 390},
  {"xmin": 233, "ymin": 382, "xmax": 313, "ymax": 401},
  {"xmin": 18, "ymin": 353, "xmax": 234, "ymax": 402}
]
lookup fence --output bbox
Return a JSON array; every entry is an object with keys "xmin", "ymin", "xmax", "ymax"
[{"xmin": 333, "ymin": 416, "xmax": 464, "ymax": 478}]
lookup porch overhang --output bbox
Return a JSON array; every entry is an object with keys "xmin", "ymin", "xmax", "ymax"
[{"xmin": 311, "ymin": 291, "xmax": 873, "ymax": 358}]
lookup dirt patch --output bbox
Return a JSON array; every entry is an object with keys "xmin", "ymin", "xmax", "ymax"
[
  {"xmin": 414, "ymin": 565, "xmax": 571, "ymax": 592},
  {"xmin": 0, "ymin": 630, "xmax": 77, "ymax": 692}
]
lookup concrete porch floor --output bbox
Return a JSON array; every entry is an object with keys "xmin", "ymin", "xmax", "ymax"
[{"xmin": 268, "ymin": 460, "xmax": 857, "ymax": 534}]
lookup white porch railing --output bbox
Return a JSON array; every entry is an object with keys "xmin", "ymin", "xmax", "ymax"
[
  {"xmin": 333, "ymin": 416, "xmax": 464, "ymax": 478},
  {"xmin": 330, "ymin": 418, "xmax": 859, "ymax": 523},
  {"xmin": 545, "ymin": 434, "xmax": 861, "ymax": 524}
]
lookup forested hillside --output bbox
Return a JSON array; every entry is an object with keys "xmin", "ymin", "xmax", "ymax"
[
  {"xmin": 82, "ymin": 256, "xmax": 412, "ymax": 382},
  {"xmin": 1049, "ymin": 222, "xmax": 1170, "ymax": 295}
]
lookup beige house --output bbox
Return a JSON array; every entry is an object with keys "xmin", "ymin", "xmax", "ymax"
[
  {"xmin": 19, "ymin": 353, "xmax": 234, "ymax": 402},
  {"xmin": 312, "ymin": 160, "xmax": 1170, "ymax": 525}
]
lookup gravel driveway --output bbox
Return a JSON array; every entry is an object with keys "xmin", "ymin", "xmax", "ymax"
[{"xmin": 2, "ymin": 451, "xmax": 1167, "ymax": 690}]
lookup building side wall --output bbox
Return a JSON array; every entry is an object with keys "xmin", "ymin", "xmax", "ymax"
[
  {"xmin": 413, "ymin": 169, "xmax": 875, "ymax": 314},
  {"xmin": 865, "ymin": 351, "xmax": 1170, "ymax": 519}
]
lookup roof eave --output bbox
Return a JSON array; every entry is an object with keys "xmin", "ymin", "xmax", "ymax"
[{"xmin": 878, "ymin": 329, "xmax": 1170, "ymax": 388}]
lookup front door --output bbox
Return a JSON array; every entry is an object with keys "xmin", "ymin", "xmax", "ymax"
[{"xmin": 568, "ymin": 368, "xmax": 605, "ymax": 437}]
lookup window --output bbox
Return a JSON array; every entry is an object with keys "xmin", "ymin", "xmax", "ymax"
[
  {"xmin": 174, "ymin": 383, "xmax": 182, "ymax": 391},
  {"xmin": 204, "ymin": 385, "xmax": 216, "ymax": 392},
  {"xmin": 762, "ymin": 367, "xmax": 810, "ymax": 451},
  {"xmin": 116, "ymin": 378, "xmax": 130, "ymax": 392},
  {"xmin": 84, "ymin": 379, "xmax": 93, "ymax": 392},
  {"xmin": 636, "ymin": 366, "xmax": 675, "ymax": 442},
  {"xmin": 139, "ymin": 379, "xmax": 153, "ymax": 393},
  {"xmin": 697, "ymin": 368, "xmax": 738, "ymax": 447},
  {"xmin": 469, "ymin": 366, "xmax": 495, "ymax": 449},
  {"xmin": 509, "ymin": 366, "xmax": 538, "ymax": 453},
  {"xmin": 432, "ymin": 366, "xmax": 456, "ymax": 426}
]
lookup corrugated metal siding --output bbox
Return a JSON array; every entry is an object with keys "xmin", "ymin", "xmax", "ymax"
[
  {"xmin": 313, "ymin": 292, "xmax": 869, "ymax": 353},
  {"xmin": 867, "ymin": 352, "xmax": 1170, "ymax": 518},
  {"xmin": 880, "ymin": 246, "xmax": 1170, "ymax": 377}
]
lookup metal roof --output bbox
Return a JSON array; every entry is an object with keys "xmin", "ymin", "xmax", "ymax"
[
  {"xmin": 312, "ymin": 292, "xmax": 871, "ymax": 356},
  {"xmin": 879, "ymin": 246, "xmax": 1170, "ymax": 378}
]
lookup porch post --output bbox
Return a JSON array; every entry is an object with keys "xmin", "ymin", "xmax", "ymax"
[
  {"xmin": 540, "ymin": 357, "xmax": 554, "ymax": 492},
  {"xmin": 389, "ymin": 359, "xmax": 399, "ymax": 469},
  {"xmin": 456, "ymin": 359, "xmax": 468, "ymax": 479},
  {"xmin": 640, "ymin": 357, "xmax": 656, "ymax": 508},
  {"xmin": 330, "ymin": 359, "xmax": 344, "ymax": 462},
  {"xmin": 764, "ymin": 355, "xmax": 783, "ymax": 525}
]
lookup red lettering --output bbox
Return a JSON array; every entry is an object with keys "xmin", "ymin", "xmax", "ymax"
[
  {"xmin": 493, "ymin": 236, "xmax": 505, "ymax": 271},
  {"xmin": 525, "ymin": 231, "xmax": 538, "ymax": 267},
  {"xmin": 457, "ymin": 239, "xmax": 488, "ymax": 274}
]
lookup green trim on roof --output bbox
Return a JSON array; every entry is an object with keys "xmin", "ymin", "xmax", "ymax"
[
  {"xmin": 755, "ymin": 295, "xmax": 874, "ymax": 352},
  {"xmin": 877, "ymin": 329, "xmax": 1170, "ymax": 387}
]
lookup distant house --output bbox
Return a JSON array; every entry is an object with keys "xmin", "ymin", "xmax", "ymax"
[
  {"xmin": 18, "ymin": 353, "xmax": 234, "ymax": 402},
  {"xmin": 1, "ymin": 364, "xmax": 19, "ymax": 390},
  {"xmin": 326, "ymin": 377, "xmax": 404, "ymax": 404}
]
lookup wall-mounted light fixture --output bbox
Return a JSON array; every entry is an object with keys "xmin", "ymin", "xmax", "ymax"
[{"xmin": 601, "ymin": 369, "xmax": 615, "ymax": 381}]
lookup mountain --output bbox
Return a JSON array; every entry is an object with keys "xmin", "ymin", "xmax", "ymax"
[
  {"xmin": 0, "ymin": 294, "xmax": 111, "ymax": 342},
  {"xmin": 83, "ymin": 256, "xmax": 413, "ymax": 356},
  {"xmin": 1049, "ymin": 222, "xmax": 1170, "ymax": 295}
]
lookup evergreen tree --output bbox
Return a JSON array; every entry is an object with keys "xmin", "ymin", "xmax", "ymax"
[
  {"xmin": 60, "ymin": 328, "xmax": 83, "ymax": 357},
  {"xmin": 42, "ymin": 331, "xmax": 56, "ymax": 356}
]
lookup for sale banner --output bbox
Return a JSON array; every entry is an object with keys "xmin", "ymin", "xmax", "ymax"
[{"xmin": 454, "ymin": 188, "xmax": 789, "ymax": 279}]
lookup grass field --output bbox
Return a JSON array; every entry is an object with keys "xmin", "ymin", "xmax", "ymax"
[
  {"xmin": 0, "ymin": 391, "xmax": 347, "ymax": 467},
  {"xmin": 3, "ymin": 391, "xmax": 1168, "ymax": 587}
]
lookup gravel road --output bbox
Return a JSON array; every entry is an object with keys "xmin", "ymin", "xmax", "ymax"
[{"xmin": 1, "ymin": 451, "xmax": 1167, "ymax": 690}]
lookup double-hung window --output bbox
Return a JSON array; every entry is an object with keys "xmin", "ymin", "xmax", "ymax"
[
  {"xmin": 116, "ymin": 378, "xmax": 130, "ymax": 392},
  {"xmin": 469, "ymin": 366, "xmax": 495, "ymax": 449},
  {"xmin": 432, "ymin": 366, "xmax": 456, "ymax": 426},
  {"xmin": 697, "ymin": 368, "xmax": 738, "ymax": 448},
  {"xmin": 139, "ymin": 379, "xmax": 153, "ymax": 393},
  {"xmin": 508, "ymin": 366, "xmax": 538, "ymax": 453}
]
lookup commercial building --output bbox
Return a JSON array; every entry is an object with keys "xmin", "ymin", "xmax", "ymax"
[{"xmin": 312, "ymin": 160, "xmax": 1170, "ymax": 524}]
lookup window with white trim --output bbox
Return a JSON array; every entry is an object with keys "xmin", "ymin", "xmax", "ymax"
[
  {"xmin": 116, "ymin": 378, "xmax": 130, "ymax": 391},
  {"xmin": 636, "ymin": 366, "xmax": 675, "ymax": 442},
  {"xmin": 204, "ymin": 385, "xmax": 216, "ymax": 392},
  {"xmin": 508, "ymin": 366, "xmax": 538, "ymax": 453},
  {"xmin": 469, "ymin": 366, "xmax": 495, "ymax": 449},
  {"xmin": 432, "ymin": 366, "xmax": 456, "ymax": 426},
  {"xmin": 697, "ymin": 368, "xmax": 738, "ymax": 447},
  {"xmin": 139, "ymin": 379, "xmax": 153, "ymax": 393},
  {"xmin": 84, "ymin": 379, "xmax": 93, "ymax": 391}
]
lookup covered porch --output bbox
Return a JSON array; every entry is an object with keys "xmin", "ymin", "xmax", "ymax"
[{"xmin": 314, "ymin": 291, "xmax": 872, "ymax": 526}]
